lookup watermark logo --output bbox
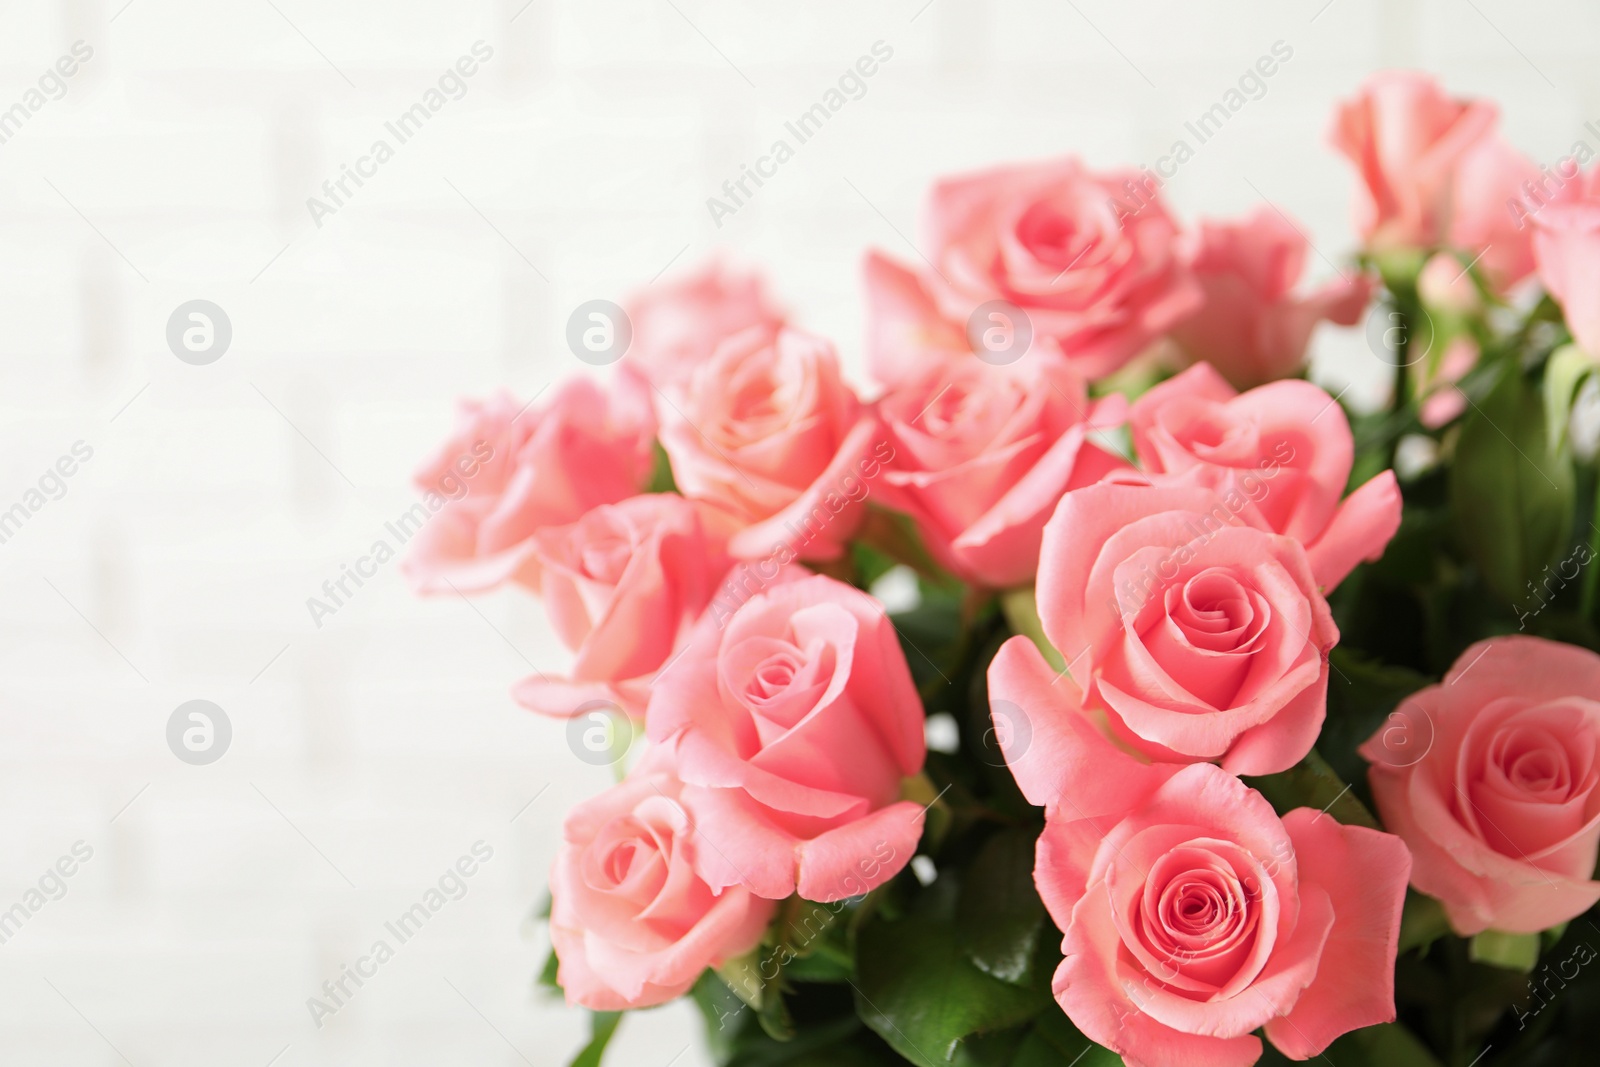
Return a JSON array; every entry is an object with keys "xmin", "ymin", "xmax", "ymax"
[
  {"xmin": 167, "ymin": 300, "xmax": 232, "ymax": 365},
  {"xmin": 0, "ymin": 841, "xmax": 94, "ymax": 947},
  {"xmin": 967, "ymin": 301, "xmax": 1032, "ymax": 366},
  {"xmin": 706, "ymin": 41, "xmax": 895, "ymax": 228},
  {"xmin": 984, "ymin": 699, "xmax": 1031, "ymax": 767},
  {"xmin": 565, "ymin": 700, "xmax": 636, "ymax": 767},
  {"xmin": 1364, "ymin": 300, "xmax": 1433, "ymax": 368},
  {"xmin": 1369, "ymin": 701, "xmax": 1435, "ymax": 769},
  {"xmin": 167, "ymin": 700, "xmax": 231, "ymax": 765},
  {"xmin": 306, "ymin": 841, "xmax": 495, "ymax": 1028},
  {"xmin": 0, "ymin": 41, "xmax": 93, "ymax": 148},
  {"xmin": 566, "ymin": 300, "xmax": 632, "ymax": 366}
]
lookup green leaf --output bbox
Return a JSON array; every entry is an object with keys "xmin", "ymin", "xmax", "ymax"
[
  {"xmin": 567, "ymin": 1010, "xmax": 623, "ymax": 1067},
  {"xmin": 1322, "ymin": 1022, "xmax": 1443, "ymax": 1067},
  {"xmin": 858, "ymin": 505, "xmax": 960, "ymax": 587},
  {"xmin": 852, "ymin": 539, "xmax": 900, "ymax": 590},
  {"xmin": 692, "ymin": 971, "xmax": 753, "ymax": 1065},
  {"xmin": 956, "ymin": 828, "xmax": 1048, "ymax": 986},
  {"xmin": 1243, "ymin": 749, "xmax": 1378, "ymax": 829},
  {"xmin": 1451, "ymin": 364, "xmax": 1576, "ymax": 607},
  {"xmin": 998, "ymin": 587, "xmax": 1066, "ymax": 674},
  {"xmin": 647, "ymin": 440, "xmax": 678, "ymax": 494},
  {"xmin": 1397, "ymin": 891, "xmax": 1453, "ymax": 955},
  {"xmin": 1470, "ymin": 929, "xmax": 1542, "ymax": 972},
  {"xmin": 853, "ymin": 914, "xmax": 1050, "ymax": 1065},
  {"xmin": 1318, "ymin": 649, "xmax": 1432, "ymax": 792},
  {"xmin": 538, "ymin": 944, "xmax": 561, "ymax": 990},
  {"xmin": 1011, "ymin": 1009, "xmax": 1124, "ymax": 1066},
  {"xmin": 1544, "ymin": 344, "xmax": 1595, "ymax": 453}
]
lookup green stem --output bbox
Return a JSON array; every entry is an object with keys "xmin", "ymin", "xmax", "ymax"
[
  {"xmin": 1582, "ymin": 479, "xmax": 1600, "ymax": 619},
  {"xmin": 1388, "ymin": 300, "xmax": 1412, "ymax": 473}
]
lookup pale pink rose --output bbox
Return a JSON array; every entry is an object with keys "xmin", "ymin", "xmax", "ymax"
[
  {"xmin": 865, "ymin": 158, "xmax": 1202, "ymax": 384},
  {"xmin": 625, "ymin": 260, "xmax": 785, "ymax": 389},
  {"xmin": 403, "ymin": 377, "xmax": 655, "ymax": 594},
  {"xmin": 658, "ymin": 326, "xmax": 882, "ymax": 562},
  {"xmin": 1330, "ymin": 70, "xmax": 1497, "ymax": 249},
  {"xmin": 1130, "ymin": 362, "xmax": 1403, "ymax": 591},
  {"xmin": 989, "ymin": 481, "xmax": 1339, "ymax": 802},
  {"xmin": 1533, "ymin": 175, "xmax": 1600, "ymax": 356},
  {"xmin": 1360, "ymin": 636, "xmax": 1600, "ymax": 935},
  {"xmin": 646, "ymin": 574, "xmax": 927, "ymax": 902},
  {"xmin": 861, "ymin": 251, "xmax": 977, "ymax": 388},
  {"xmin": 549, "ymin": 748, "xmax": 775, "ymax": 1010},
  {"xmin": 1169, "ymin": 208, "xmax": 1373, "ymax": 389},
  {"xmin": 513, "ymin": 494, "xmax": 732, "ymax": 719},
  {"xmin": 1036, "ymin": 762, "xmax": 1410, "ymax": 1067},
  {"xmin": 1416, "ymin": 251, "xmax": 1482, "ymax": 314},
  {"xmin": 1448, "ymin": 135, "xmax": 1540, "ymax": 292},
  {"xmin": 1417, "ymin": 335, "xmax": 1479, "ymax": 430},
  {"xmin": 877, "ymin": 350, "xmax": 1129, "ymax": 588}
]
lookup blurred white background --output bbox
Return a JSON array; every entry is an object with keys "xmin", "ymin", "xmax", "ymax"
[{"xmin": 0, "ymin": 1, "xmax": 1592, "ymax": 1063}]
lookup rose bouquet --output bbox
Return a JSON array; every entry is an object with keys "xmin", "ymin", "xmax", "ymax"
[{"xmin": 412, "ymin": 70, "xmax": 1600, "ymax": 1067}]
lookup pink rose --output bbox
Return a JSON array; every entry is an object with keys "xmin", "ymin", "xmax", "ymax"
[
  {"xmin": 1037, "ymin": 761, "xmax": 1410, "ymax": 1067},
  {"xmin": 549, "ymin": 749, "xmax": 775, "ymax": 1010},
  {"xmin": 513, "ymin": 494, "xmax": 731, "ymax": 719},
  {"xmin": 658, "ymin": 326, "xmax": 883, "ymax": 562},
  {"xmin": 1448, "ymin": 135, "xmax": 1540, "ymax": 292},
  {"xmin": 625, "ymin": 260, "xmax": 785, "ymax": 389},
  {"xmin": 1168, "ymin": 208, "xmax": 1373, "ymax": 389},
  {"xmin": 1130, "ymin": 362, "xmax": 1403, "ymax": 591},
  {"xmin": 646, "ymin": 573, "xmax": 927, "ymax": 902},
  {"xmin": 1417, "ymin": 250, "xmax": 1482, "ymax": 314},
  {"xmin": 865, "ymin": 158, "xmax": 1202, "ymax": 384},
  {"xmin": 877, "ymin": 351, "xmax": 1129, "ymax": 588},
  {"xmin": 989, "ymin": 481, "xmax": 1338, "ymax": 804},
  {"xmin": 403, "ymin": 377, "xmax": 656, "ymax": 594},
  {"xmin": 861, "ymin": 250, "xmax": 970, "ymax": 388},
  {"xmin": 1532, "ymin": 173, "xmax": 1600, "ymax": 357},
  {"xmin": 1417, "ymin": 335, "xmax": 1479, "ymax": 430},
  {"xmin": 1330, "ymin": 70, "xmax": 1497, "ymax": 248},
  {"xmin": 1360, "ymin": 636, "xmax": 1600, "ymax": 935}
]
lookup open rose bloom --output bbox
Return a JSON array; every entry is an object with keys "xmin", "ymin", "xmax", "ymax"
[
  {"xmin": 1038, "ymin": 763, "xmax": 1409, "ymax": 1067},
  {"xmin": 865, "ymin": 157, "xmax": 1201, "ymax": 384},
  {"xmin": 1362, "ymin": 637, "xmax": 1600, "ymax": 936},
  {"xmin": 876, "ymin": 350, "xmax": 1128, "ymax": 587},
  {"xmin": 646, "ymin": 574, "xmax": 927, "ymax": 903},
  {"xmin": 991, "ymin": 480, "xmax": 1343, "ymax": 799},
  {"xmin": 550, "ymin": 749, "xmax": 775, "ymax": 1010},
  {"xmin": 412, "ymin": 66, "xmax": 1600, "ymax": 1067}
]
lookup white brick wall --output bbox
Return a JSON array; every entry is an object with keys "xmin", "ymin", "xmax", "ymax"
[{"xmin": 0, "ymin": 1, "xmax": 1586, "ymax": 1063}]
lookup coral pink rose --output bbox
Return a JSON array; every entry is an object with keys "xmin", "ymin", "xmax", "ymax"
[
  {"xmin": 625, "ymin": 260, "xmax": 785, "ymax": 389},
  {"xmin": 513, "ymin": 494, "xmax": 732, "ymax": 719},
  {"xmin": 1037, "ymin": 761, "xmax": 1411, "ymax": 1067},
  {"xmin": 1169, "ymin": 207, "xmax": 1373, "ymax": 389},
  {"xmin": 877, "ymin": 350, "xmax": 1129, "ymax": 588},
  {"xmin": 989, "ymin": 481, "xmax": 1339, "ymax": 807},
  {"xmin": 1532, "ymin": 173, "xmax": 1600, "ymax": 357},
  {"xmin": 1130, "ymin": 362, "xmax": 1403, "ymax": 591},
  {"xmin": 404, "ymin": 378, "xmax": 655, "ymax": 594},
  {"xmin": 1330, "ymin": 70, "xmax": 1497, "ymax": 248},
  {"xmin": 646, "ymin": 574, "xmax": 927, "ymax": 902},
  {"xmin": 865, "ymin": 158, "xmax": 1202, "ymax": 384},
  {"xmin": 861, "ymin": 250, "xmax": 971, "ymax": 388},
  {"xmin": 658, "ymin": 326, "xmax": 882, "ymax": 562},
  {"xmin": 549, "ymin": 749, "xmax": 775, "ymax": 1010},
  {"xmin": 1360, "ymin": 636, "xmax": 1600, "ymax": 935},
  {"xmin": 1448, "ymin": 135, "xmax": 1541, "ymax": 292}
]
